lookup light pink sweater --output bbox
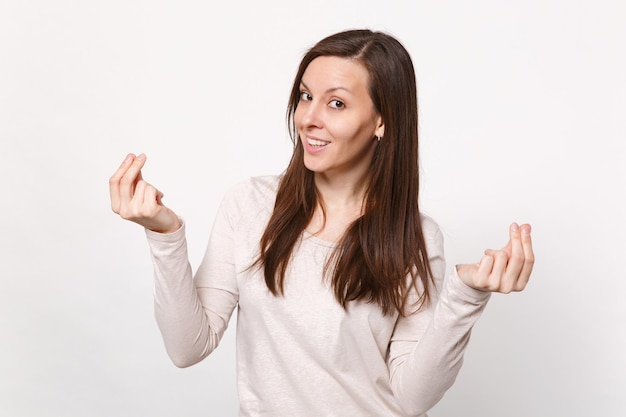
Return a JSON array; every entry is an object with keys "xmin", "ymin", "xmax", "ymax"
[{"xmin": 146, "ymin": 176, "xmax": 491, "ymax": 417}]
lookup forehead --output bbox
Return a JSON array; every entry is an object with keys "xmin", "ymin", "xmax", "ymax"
[{"xmin": 301, "ymin": 56, "xmax": 370, "ymax": 92}]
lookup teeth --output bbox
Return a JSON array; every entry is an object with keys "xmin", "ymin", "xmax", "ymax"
[{"xmin": 308, "ymin": 138, "xmax": 329, "ymax": 147}]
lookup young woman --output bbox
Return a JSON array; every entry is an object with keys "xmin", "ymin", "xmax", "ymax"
[{"xmin": 109, "ymin": 29, "xmax": 534, "ymax": 417}]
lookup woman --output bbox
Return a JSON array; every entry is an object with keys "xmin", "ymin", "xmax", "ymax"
[{"xmin": 109, "ymin": 29, "xmax": 534, "ymax": 417}]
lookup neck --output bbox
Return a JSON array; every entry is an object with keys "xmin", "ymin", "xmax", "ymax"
[
  {"xmin": 307, "ymin": 172, "xmax": 370, "ymax": 242},
  {"xmin": 313, "ymin": 171, "xmax": 369, "ymax": 210}
]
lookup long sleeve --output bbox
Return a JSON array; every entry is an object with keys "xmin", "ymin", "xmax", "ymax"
[
  {"xmin": 146, "ymin": 198, "xmax": 239, "ymax": 368},
  {"xmin": 388, "ymin": 225, "xmax": 491, "ymax": 416},
  {"xmin": 143, "ymin": 177, "xmax": 493, "ymax": 417}
]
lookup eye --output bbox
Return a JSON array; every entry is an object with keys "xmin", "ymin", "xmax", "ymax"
[
  {"xmin": 329, "ymin": 99, "xmax": 345, "ymax": 109},
  {"xmin": 299, "ymin": 91, "xmax": 312, "ymax": 102}
]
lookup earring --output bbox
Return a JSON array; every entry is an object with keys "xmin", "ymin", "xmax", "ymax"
[{"xmin": 375, "ymin": 135, "xmax": 381, "ymax": 142}]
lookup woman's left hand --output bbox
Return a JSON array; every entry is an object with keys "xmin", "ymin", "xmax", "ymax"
[{"xmin": 456, "ymin": 223, "xmax": 534, "ymax": 293}]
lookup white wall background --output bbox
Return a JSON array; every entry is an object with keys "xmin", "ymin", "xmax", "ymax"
[{"xmin": 1, "ymin": 1, "xmax": 624, "ymax": 416}]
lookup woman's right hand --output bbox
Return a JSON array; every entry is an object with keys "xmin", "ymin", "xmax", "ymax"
[{"xmin": 109, "ymin": 153, "xmax": 181, "ymax": 234}]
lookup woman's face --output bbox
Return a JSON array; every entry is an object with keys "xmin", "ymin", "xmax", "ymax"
[{"xmin": 294, "ymin": 56, "xmax": 384, "ymax": 181}]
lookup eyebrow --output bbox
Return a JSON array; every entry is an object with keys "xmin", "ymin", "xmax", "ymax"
[{"xmin": 300, "ymin": 81, "xmax": 353, "ymax": 95}]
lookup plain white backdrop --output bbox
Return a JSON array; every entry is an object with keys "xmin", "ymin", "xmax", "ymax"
[{"xmin": 1, "ymin": 1, "xmax": 625, "ymax": 416}]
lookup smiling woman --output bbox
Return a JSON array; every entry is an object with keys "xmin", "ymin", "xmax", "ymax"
[
  {"xmin": 109, "ymin": 29, "xmax": 534, "ymax": 417},
  {"xmin": 295, "ymin": 56, "xmax": 384, "ymax": 180}
]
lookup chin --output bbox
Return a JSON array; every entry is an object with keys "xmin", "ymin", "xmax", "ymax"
[
  {"xmin": 304, "ymin": 164, "xmax": 325, "ymax": 174},
  {"xmin": 302, "ymin": 157, "xmax": 325, "ymax": 173}
]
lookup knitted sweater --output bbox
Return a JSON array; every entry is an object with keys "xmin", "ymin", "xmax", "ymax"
[{"xmin": 146, "ymin": 175, "xmax": 491, "ymax": 417}]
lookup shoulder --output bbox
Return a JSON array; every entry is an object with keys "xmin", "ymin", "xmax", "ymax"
[
  {"xmin": 420, "ymin": 213, "xmax": 443, "ymax": 245},
  {"xmin": 225, "ymin": 175, "xmax": 280, "ymax": 198},
  {"xmin": 219, "ymin": 175, "xmax": 281, "ymax": 222},
  {"xmin": 420, "ymin": 213, "xmax": 445, "ymax": 264}
]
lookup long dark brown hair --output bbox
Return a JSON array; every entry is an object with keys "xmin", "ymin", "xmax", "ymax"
[{"xmin": 256, "ymin": 29, "xmax": 433, "ymax": 316}]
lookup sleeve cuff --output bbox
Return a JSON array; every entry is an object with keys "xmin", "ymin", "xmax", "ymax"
[
  {"xmin": 448, "ymin": 266, "xmax": 492, "ymax": 303},
  {"xmin": 144, "ymin": 218, "xmax": 186, "ymax": 243}
]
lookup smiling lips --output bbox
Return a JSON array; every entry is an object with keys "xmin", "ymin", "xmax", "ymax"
[{"xmin": 307, "ymin": 137, "xmax": 330, "ymax": 148}]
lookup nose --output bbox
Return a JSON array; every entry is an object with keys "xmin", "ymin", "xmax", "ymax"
[{"xmin": 298, "ymin": 100, "xmax": 323, "ymax": 130}]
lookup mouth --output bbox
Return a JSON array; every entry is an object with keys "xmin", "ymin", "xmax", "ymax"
[{"xmin": 306, "ymin": 137, "xmax": 330, "ymax": 148}]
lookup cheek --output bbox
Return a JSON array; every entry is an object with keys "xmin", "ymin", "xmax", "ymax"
[{"xmin": 336, "ymin": 119, "xmax": 373, "ymax": 144}]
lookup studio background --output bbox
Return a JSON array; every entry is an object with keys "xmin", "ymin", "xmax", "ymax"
[{"xmin": 1, "ymin": 1, "xmax": 624, "ymax": 416}]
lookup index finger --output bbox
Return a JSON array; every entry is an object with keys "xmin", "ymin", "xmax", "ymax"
[
  {"xmin": 118, "ymin": 153, "xmax": 147, "ymax": 204},
  {"xmin": 109, "ymin": 154, "xmax": 136, "ymax": 212}
]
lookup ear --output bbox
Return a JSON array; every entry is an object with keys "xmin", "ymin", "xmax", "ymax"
[{"xmin": 374, "ymin": 114, "xmax": 385, "ymax": 138}]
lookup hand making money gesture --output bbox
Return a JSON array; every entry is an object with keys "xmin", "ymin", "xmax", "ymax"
[{"xmin": 109, "ymin": 153, "xmax": 181, "ymax": 234}]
